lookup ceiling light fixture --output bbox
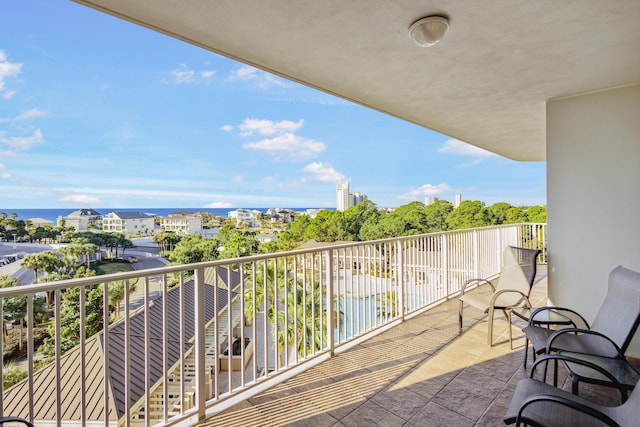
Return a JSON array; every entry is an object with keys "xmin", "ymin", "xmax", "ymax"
[{"xmin": 408, "ymin": 15, "xmax": 449, "ymax": 47}]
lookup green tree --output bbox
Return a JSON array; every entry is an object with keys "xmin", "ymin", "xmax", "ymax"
[
  {"xmin": 244, "ymin": 261, "xmax": 342, "ymax": 364},
  {"xmin": 3, "ymin": 362, "xmax": 28, "ymax": 389},
  {"xmin": 153, "ymin": 231, "xmax": 181, "ymax": 256},
  {"xmin": 219, "ymin": 230, "xmax": 259, "ymax": 259},
  {"xmin": 487, "ymin": 202, "xmax": 513, "ymax": 225},
  {"xmin": 108, "ymin": 279, "xmax": 137, "ymax": 319},
  {"xmin": 169, "ymin": 234, "xmax": 219, "ymax": 265},
  {"xmin": 526, "ymin": 205, "xmax": 547, "ymax": 223},
  {"xmin": 304, "ymin": 210, "xmax": 339, "ymax": 242},
  {"xmin": 445, "ymin": 200, "xmax": 490, "ymax": 230},
  {"xmin": 40, "ymin": 285, "xmax": 104, "ymax": 357},
  {"xmin": 505, "ymin": 207, "xmax": 527, "ymax": 224},
  {"xmin": 279, "ymin": 214, "xmax": 311, "ymax": 248},
  {"xmin": 1, "ymin": 275, "xmax": 50, "ymax": 350},
  {"xmin": 339, "ymin": 200, "xmax": 380, "ymax": 241},
  {"xmin": 423, "ymin": 199, "xmax": 453, "ymax": 232},
  {"xmin": 361, "ymin": 201, "xmax": 427, "ymax": 239}
]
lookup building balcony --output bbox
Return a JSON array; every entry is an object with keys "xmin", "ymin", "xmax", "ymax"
[{"xmin": 6, "ymin": 223, "xmax": 626, "ymax": 426}]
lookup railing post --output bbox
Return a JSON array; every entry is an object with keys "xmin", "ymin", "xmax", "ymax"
[
  {"xmin": 442, "ymin": 234, "xmax": 449, "ymax": 298},
  {"xmin": 396, "ymin": 240, "xmax": 405, "ymax": 320},
  {"xmin": 473, "ymin": 230, "xmax": 479, "ymax": 279},
  {"xmin": 326, "ymin": 250, "xmax": 335, "ymax": 355},
  {"xmin": 194, "ymin": 266, "xmax": 206, "ymax": 420}
]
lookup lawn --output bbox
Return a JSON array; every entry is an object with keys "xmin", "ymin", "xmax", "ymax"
[{"xmin": 93, "ymin": 260, "xmax": 135, "ymax": 275}]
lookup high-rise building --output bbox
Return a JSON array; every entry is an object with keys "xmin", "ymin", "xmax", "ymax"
[
  {"xmin": 336, "ymin": 181, "xmax": 350, "ymax": 211},
  {"xmin": 424, "ymin": 197, "xmax": 439, "ymax": 205},
  {"xmin": 352, "ymin": 192, "xmax": 368, "ymax": 206},
  {"xmin": 337, "ymin": 182, "xmax": 368, "ymax": 211},
  {"xmin": 454, "ymin": 194, "xmax": 462, "ymax": 208}
]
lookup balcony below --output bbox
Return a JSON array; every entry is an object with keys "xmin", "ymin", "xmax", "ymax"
[{"xmin": 201, "ymin": 267, "xmax": 635, "ymax": 426}]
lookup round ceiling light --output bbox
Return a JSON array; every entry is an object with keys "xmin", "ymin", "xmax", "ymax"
[{"xmin": 408, "ymin": 15, "xmax": 449, "ymax": 47}]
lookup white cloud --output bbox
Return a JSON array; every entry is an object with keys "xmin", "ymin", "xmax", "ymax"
[
  {"xmin": 2, "ymin": 90, "xmax": 16, "ymax": 100},
  {"xmin": 13, "ymin": 109, "xmax": 49, "ymax": 121},
  {"xmin": 229, "ymin": 65, "xmax": 287, "ymax": 89},
  {"xmin": 1, "ymin": 109, "xmax": 50, "ymax": 123},
  {"xmin": 0, "ymin": 50, "xmax": 22, "ymax": 94},
  {"xmin": 221, "ymin": 124, "xmax": 233, "ymax": 132},
  {"xmin": 59, "ymin": 194, "xmax": 102, "ymax": 205},
  {"xmin": 243, "ymin": 133, "xmax": 326, "ymax": 161},
  {"xmin": 231, "ymin": 175, "xmax": 243, "ymax": 183},
  {"xmin": 398, "ymin": 183, "xmax": 453, "ymax": 201},
  {"xmin": 171, "ymin": 66, "xmax": 195, "ymax": 84},
  {"xmin": 302, "ymin": 162, "xmax": 346, "ymax": 183},
  {"xmin": 204, "ymin": 201, "xmax": 234, "ymax": 208},
  {"xmin": 0, "ymin": 129, "xmax": 44, "ymax": 149},
  {"xmin": 438, "ymin": 138, "xmax": 495, "ymax": 157},
  {"xmin": 0, "ymin": 150, "xmax": 16, "ymax": 159},
  {"xmin": 239, "ymin": 118, "xmax": 304, "ymax": 136},
  {"xmin": 200, "ymin": 70, "xmax": 216, "ymax": 79},
  {"xmin": 0, "ymin": 163, "xmax": 8, "ymax": 179}
]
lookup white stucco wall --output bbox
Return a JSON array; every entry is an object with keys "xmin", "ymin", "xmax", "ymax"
[{"xmin": 547, "ymin": 83, "xmax": 640, "ymax": 356}]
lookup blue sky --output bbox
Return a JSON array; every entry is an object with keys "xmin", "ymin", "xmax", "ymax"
[{"xmin": 0, "ymin": 1, "xmax": 546, "ymax": 210}]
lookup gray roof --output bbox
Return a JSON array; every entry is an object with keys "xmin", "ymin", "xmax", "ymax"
[
  {"xmin": 112, "ymin": 211, "xmax": 151, "ymax": 219},
  {"xmin": 67, "ymin": 208, "xmax": 102, "ymax": 217},
  {"xmin": 3, "ymin": 267, "xmax": 241, "ymax": 422}
]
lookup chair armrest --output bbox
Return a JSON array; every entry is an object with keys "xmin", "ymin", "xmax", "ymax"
[
  {"xmin": 529, "ymin": 306, "xmax": 590, "ymax": 328},
  {"xmin": 530, "ymin": 354, "xmax": 623, "ymax": 389},
  {"xmin": 516, "ymin": 393, "xmax": 620, "ymax": 427},
  {"xmin": 546, "ymin": 328, "xmax": 625, "ymax": 357},
  {"xmin": 489, "ymin": 289, "xmax": 527, "ymax": 308},
  {"xmin": 461, "ymin": 278, "xmax": 495, "ymax": 295},
  {"xmin": 0, "ymin": 417, "xmax": 34, "ymax": 427}
]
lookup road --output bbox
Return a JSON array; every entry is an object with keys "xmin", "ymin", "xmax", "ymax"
[{"xmin": 0, "ymin": 242, "xmax": 169, "ymax": 285}]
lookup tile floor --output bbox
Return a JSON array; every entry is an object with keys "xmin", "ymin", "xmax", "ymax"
[{"xmin": 198, "ymin": 267, "xmax": 633, "ymax": 426}]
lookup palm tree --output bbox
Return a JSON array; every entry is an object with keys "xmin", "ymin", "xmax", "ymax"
[{"xmin": 244, "ymin": 260, "xmax": 342, "ymax": 366}]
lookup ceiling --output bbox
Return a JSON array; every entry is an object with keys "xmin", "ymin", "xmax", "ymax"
[{"xmin": 73, "ymin": 0, "xmax": 640, "ymax": 161}]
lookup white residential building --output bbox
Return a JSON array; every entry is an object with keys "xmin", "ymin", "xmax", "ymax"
[
  {"xmin": 59, "ymin": 208, "xmax": 103, "ymax": 231},
  {"xmin": 228, "ymin": 209, "xmax": 260, "ymax": 228},
  {"xmin": 102, "ymin": 211, "xmax": 154, "ymax": 236},
  {"xmin": 159, "ymin": 215, "xmax": 202, "ymax": 235}
]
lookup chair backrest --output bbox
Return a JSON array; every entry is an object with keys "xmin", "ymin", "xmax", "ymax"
[
  {"xmin": 511, "ymin": 246, "xmax": 541, "ymax": 287},
  {"xmin": 591, "ymin": 265, "xmax": 640, "ymax": 353},
  {"xmin": 495, "ymin": 246, "xmax": 541, "ymax": 297}
]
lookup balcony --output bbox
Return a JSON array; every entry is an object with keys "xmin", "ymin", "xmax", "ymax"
[{"xmin": 7, "ymin": 223, "xmax": 615, "ymax": 426}]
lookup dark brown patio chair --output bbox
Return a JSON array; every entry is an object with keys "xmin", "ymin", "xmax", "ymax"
[
  {"xmin": 522, "ymin": 265, "xmax": 640, "ymax": 367},
  {"xmin": 0, "ymin": 417, "xmax": 33, "ymax": 427},
  {"xmin": 459, "ymin": 245, "xmax": 541, "ymax": 346},
  {"xmin": 505, "ymin": 354, "xmax": 639, "ymax": 426}
]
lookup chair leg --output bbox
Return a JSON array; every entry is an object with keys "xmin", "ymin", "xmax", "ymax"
[
  {"xmin": 488, "ymin": 307, "xmax": 495, "ymax": 346},
  {"xmin": 458, "ymin": 300, "xmax": 463, "ymax": 331},
  {"xmin": 523, "ymin": 337, "xmax": 529, "ymax": 368},
  {"xmin": 506, "ymin": 309, "xmax": 513, "ymax": 350}
]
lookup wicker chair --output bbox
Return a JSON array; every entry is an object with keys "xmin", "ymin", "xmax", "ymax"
[{"xmin": 459, "ymin": 245, "xmax": 541, "ymax": 346}]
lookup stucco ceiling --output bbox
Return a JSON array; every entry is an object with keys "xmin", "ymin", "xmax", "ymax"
[{"xmin": 73, "ymin": 0, "xmax": 640, "ymax": 161}]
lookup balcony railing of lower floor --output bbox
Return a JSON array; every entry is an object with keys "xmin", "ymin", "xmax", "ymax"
[{"xmin": 0, "ymin": 223, "xmax": 547, "ymax": 426}]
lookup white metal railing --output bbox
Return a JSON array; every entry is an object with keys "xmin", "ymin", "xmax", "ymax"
[{"xmin": 0, "ymin": 223, "xmax": 546, "ymax": 426}]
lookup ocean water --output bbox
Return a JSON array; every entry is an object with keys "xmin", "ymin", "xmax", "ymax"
[{"xmin": 0, "ymin": 208, "xmax": 325, "ymax": 223}]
